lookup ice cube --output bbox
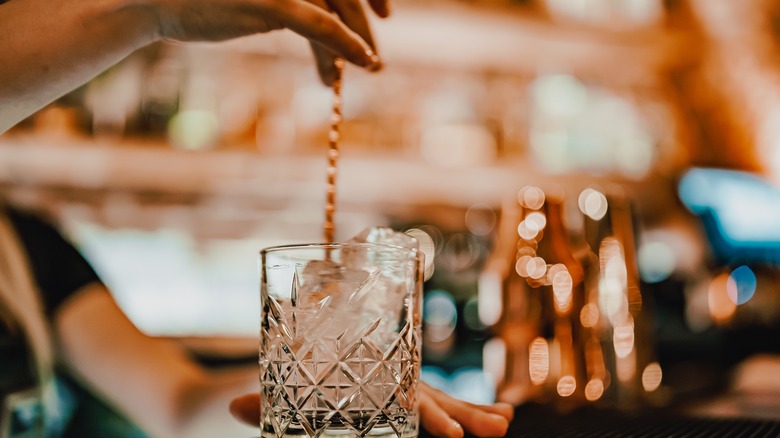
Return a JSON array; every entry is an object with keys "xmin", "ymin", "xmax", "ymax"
[
  {"xmin": 349, "ymin": 226, "xmax": 435, "ymax": 281},
  {"xmin": 344, "ymin": 227, "xmax": 421, "ymax": 277},
  {"xmin": 348, "ymin": 226, "xmax": 420, "ymax": 250},
  {"xmin": 345, "ymin": 227, "xmax": 425, "ymax": 343},
  {"xmin": 292, "ymin": 228, "xmax": 423, "ymax": 344},
  {"xmin": 295, "ymin": 259, "xmax": 381, "ymax": 338}
]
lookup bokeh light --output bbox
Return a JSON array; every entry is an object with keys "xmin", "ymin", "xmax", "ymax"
[
  {"xmin": 642, "ymin": 362, "xmax": 663, "ymax": 392},
  {"xmin": 168, "ymin": 109, "xmax": 219, "ymax": 150},
  {"xmin": 584, "ymin": 378, "xmax": 605, "ymax": 401},
  {"xmin": 599, "ymin": 238, "xmax": 630, "ymax": 325},
  {"xmin": 518, "ymin": 218, "xmax": 542, "ymax": 240},
  {"xmin": 405, "ymin": 227, "xmax": 437, "ymax": 280},
  {"xmin": 527, "ymin": 257, "xmax": 548, "ymax": 280},
  {"xmin": 727, "ymin": 265, "xmax": 757, "ymax": 305},
  {"xmin": 424, "ymin": 290, "xmax": 458, "ymax": 343},
  {"xmin": 442, "ymin": 233, "xmax": 480, "ymax": 271},
  {"xmin": 518, "ymin": 186, "xmax": 546, "ymax": 210},
  {"xmin": 415, "ymin": 225, "xmax": 445, "ymax": 256},
  {"xmin": 483, "ymin": 338, "xmax": 506, "ymax": 394},
  {"xmin": 478, "ymin": 271, "xmax": 502, "ymax": 327},
  {"xmin": 685, "ymin": 278, "xmax": 713, "ymax": 332},
  {"xmin": 613, "ymin": 320, "xmax": 635, "ymax": 358},
  {"xmin": 616, "ymin": 353, "xmax": 637, "ymax": 382},
  {"xmin": 638, "ymin": 240, "xmax": 676, "ymax": 283},
  {"xmin": 546, "ymin": 263, "xmax": 567, "ymax": 282},
  {"xmin": 580, "ymin": 303, "xmax": 600, "ymax": 328},
  {"xmin": 529, "ymin": 337, "xmax": 550, "ymax": 384},
  {"xmin": 463, "ymin": 296, "xmax": 486, "ymax": 331},
  {"xmin": 552, "ymin": 269, "xmax": 574, "ymax": 313},
  {"xmin": 578, "ymin": 188, "xmax": 609, "ymax": 221},
  {"xmin": 526, "ymin": 212, "xmax": 547, "ymax": 232},
  {"xmin": 516, "ymin": 255, "xmax": 534, "ymax": 277},
  {"xmin": 557, "ymin": 375, "xmax": 577, "ymax": 397},
  {"xmin": 708, "ymin": 272, "xmax": 737, "ymax": 323},
  {"xmin": 465, "ymin": 203, "xmax": 497, "ymax": 236}
]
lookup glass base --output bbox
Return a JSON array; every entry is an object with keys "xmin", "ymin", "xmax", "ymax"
[{"xmin": 261, "ymin": 417, "xmax": 418, "ymax": 438}]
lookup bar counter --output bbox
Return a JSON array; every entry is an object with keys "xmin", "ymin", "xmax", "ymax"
[{"xmin": 420, "ymin": 402, "xmax": 780, "ymax": 438}]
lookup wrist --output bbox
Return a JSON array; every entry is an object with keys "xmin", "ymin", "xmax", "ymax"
[
  {"xmin": 101, "ymin": 0, "xmax": 164, "ymax": 45},
  {"xmin": 128, "ymin": 0, "xmax": 188, "ymax": 42}
]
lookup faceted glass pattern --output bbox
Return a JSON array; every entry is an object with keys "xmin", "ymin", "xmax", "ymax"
[{"xmin": 259, "ymin": 243, "xmax": 423, "ymax": 438}]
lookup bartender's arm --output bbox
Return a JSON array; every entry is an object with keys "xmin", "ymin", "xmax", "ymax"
[
  {"xmin": 0, "ymin": 0, "xmax": 383, "ymax": 134},
  {"xmin": 57, "ymin": 283, "xmax": 513, "ymax": 438},
  {"xmin": 55, "ymin": 282, "xmax": 261, "ymax": 438}
]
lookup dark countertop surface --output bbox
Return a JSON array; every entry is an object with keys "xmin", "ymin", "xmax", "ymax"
[{"xmin": 421, "ymin": 403, "xmax": 780, "ymax": 438}]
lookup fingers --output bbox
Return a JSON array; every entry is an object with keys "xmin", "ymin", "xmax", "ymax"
[
  {"xmin": 367, "ymin": 0, "xmax": 390, "ymax": 18},
  {"xmin": 306, "ymin": 0, "xmax": 382, "ymax": 86},
  {"xmin": 484, "ymin": 402, "xmax": 515, "ymax": 422},
  {"xmin": 229, "ymin": 394, "xmax": 260, "ymax": 426},
  {"xmin": 420, "ymin": 392, "xmax": 465, "ymax": 438},
  {"xmin": 310, "ymin": 41, "xmax": 338, "ymax": 86},
  {"xmin": 303, "ymin": 0, "xmax": 340, "ymax": 86},
  {"xmin": 422, "ymin": 385, "xmax": 511, "ymax": 437},
  {"xmin": 422, "ymin": 383, "xmax": 514, "ymax": 421},
  {"xmin": 326, "ymin": 0, "xmax": 376, "ymax": 49},
  {"xmin": 273, "ymin": 0, "xmax": 380, "ymax": 71}
]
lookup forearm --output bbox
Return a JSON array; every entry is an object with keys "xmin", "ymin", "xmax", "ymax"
[
  {"xmin": 0, "ymin": 0, "xmax": 161, "ymax": 133},
  {"xmin": 56, "ymin": 284, "xmax": 257, "ymax": 438}
]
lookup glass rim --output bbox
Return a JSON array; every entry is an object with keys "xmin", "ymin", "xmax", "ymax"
[{"xmin": 259, "ymin": 241, "xmax": 420, "ymax": 258}]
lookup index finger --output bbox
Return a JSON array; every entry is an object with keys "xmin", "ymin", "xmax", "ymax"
[
  {"xmin": 422, "ymin": 385, "xmax": 511, "ymax": 437},
  {"xmin": 368, "ymin": 0, "xmax": 390, "ymax": 18},
  {"xmin": 271, "ymin": 0, "xmax": 380, "ymax": 70},
  {"xmin": 326, "ymin": 0, "xmax": 376, "ymax": 50}
]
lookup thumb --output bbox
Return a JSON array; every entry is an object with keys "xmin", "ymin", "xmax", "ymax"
[{"xmin": 229, "ymin": 394, "xmax": 261, "ymax": 426}]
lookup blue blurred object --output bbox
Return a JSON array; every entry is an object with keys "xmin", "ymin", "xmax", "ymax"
[
  {"xmin": 420, "ymin": 366, "xmax": 450, "ymax": 392},
  {"xmin": 728, "ymin": 265, "xmax": 757, "ymax": 305},
  {"xmin": 679, "ymin": 168, "xmax": 780, "ymax": 265},
  {"xmin": 420, "ymin": 366, "xmax": 496, "ymax": 405}
]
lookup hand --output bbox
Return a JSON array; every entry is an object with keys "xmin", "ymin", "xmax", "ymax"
[
  {"xmin": 229, "ymin": 382, "xmax": 513, "ymax": 438},
  {"xmin": 418, "ymin": 383, "xmax": 513, "ymax": 438},
  {"xmin": 302, "ymin": 0, "xmax": 390, "ymax": 85},
  {"xmin": 154, "ymin": 0, "xmax": 387, "ymax": 84}
]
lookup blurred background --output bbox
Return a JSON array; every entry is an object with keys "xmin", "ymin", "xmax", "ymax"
[{"xmin": 4, "ymin": 0, "xmax": 780, "ymax": 420}]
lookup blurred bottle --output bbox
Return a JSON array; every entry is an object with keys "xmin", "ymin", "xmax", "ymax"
[
  {"xmin": 481, "ymin": 186, "xmax": 589, "ymax": 409},
  {"xmin": 577, "ymin": 187, "xmax": 664, "ymax": 408},
  {"xmin": 479, "ymin": 192, "xmax": 536, "ymax": 405},
  {"xmin": 481, "ymin": 185, "xmax": 665, "ymax": 410}
]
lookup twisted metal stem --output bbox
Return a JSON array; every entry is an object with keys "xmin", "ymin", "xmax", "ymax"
[{"xmin": 323, "ymin": 58, "xmax": 344, "ymax": 244}]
